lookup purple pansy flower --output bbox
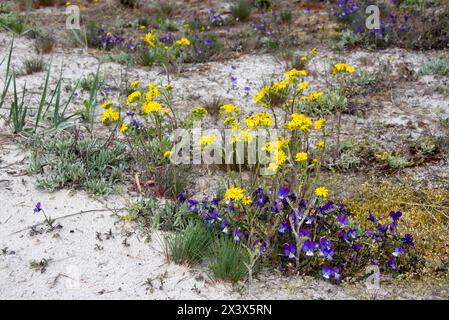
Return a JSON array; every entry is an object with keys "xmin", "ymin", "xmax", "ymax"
[
  {"xmin": 302, "ymin": 240, "xmax": 317, "ymax": 257},
  {"xmin": 283, "ymin": 243, "xmax": 296, "ymax": 259},
  {"xmin": 232, "ymin": 227, "xmax": 242, "ymax": 241}
]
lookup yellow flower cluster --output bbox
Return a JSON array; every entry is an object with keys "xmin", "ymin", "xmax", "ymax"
[
  {"xmin": 231, "ymin": 128, "xmax": 254, "ymax": 144},
  {"xmin": 220, "ymin": 104, "xmax": 239, "ymax": 115},
  {"xmin": 199, "ymin": 135, "xmax": 215, "ymax": 146},
  {"xmin": 243, "ymin": 112, "xmax": 273, "ymax": 129},
  {"xmin": 127, "ymin": 91, "xmax": 141, "ymax": 104},
  {"xmin": 176, "ymin": 37, "xmax": 191, "ymax": 46},
  {"xmin": 142, "ymin": 101, "xmax": 163, "ymax": 114},
  {"xmin": 284, "ymin": 68, "xmax": 307, "ymax": 83},
  {"xmin": 332, "ymin": 63, "xmax": 356, "ymax": 75},
  {"xmin": 314, "ymin": 118, "xmax": 326, "ymax": 130},
  {"xmin": 101, "ymin": 108, "xmax": 119, "ymax": 123},
  {"xmin": 142, "ymin": 31, "xmax": 156, "ymax": 48},
  {"xmin": 300, "ymin": 91, "xmax": 323, "ymax": 101},
  {"xmin": 224, "ymin": 116, "xmax": 240, "ymax": 131},
  {"xmin": 224, "ymin": 184, "xmax": 246, "ymax": 201},
  {"xmin": 295, "ymin": 152, "xmax": 308, "ymax": 162},
  {"xmin": 286, "ymin": 113, "xmax": 313, "ymax": 132},
  {"xmin": 192, "ymin": 107, "xmax": 208, "ymax": 117}
]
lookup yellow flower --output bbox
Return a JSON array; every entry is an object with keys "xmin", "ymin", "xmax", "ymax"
[
  {"xmin": 301, "ymin": 91, "xmax": 323, "ymax": 101},
  {"xmin": 142, "ymin": 101, "xmax": 162, "ymax": 114},
  {"xmin": 163, "ymin": 150, "xmax": 172, "ymax": 158},
  {"xmin": 309, "ymin": 48, "xmax": 318, "ymax": 56},
  {"xmin": 220, "ymin": 104, "xmax": 239, "ymax": 115},
  {"xmin": 272, "ymin": 80, "xmax": 289, "ymax": 90},
  {"xmin": 66, "ymin": 2, "xmax": 71, "ymax": 6},
  {"xmin": 274, "ymin": 149, "xmax": 287, "ymax": 165},
  {"xmin": 131, "ymin": 80, "xmax": 139, "ymax": 88},
  {"xmin": 315, "ymin": 186, "xmax": 329, "ymax": 198},
  {"xmin": 192, "ymin": 107, "xmax": 208, "ymax": 117},
  {"xmin": 127, "ymin": 91, "xmax": 141, "ymax": 104},
  {"xmin": 164, "ymin": 84, "xmax": 174, "ymax": 91},
  {"xmin": 119, "ymin": 123, "xmax": 129, "ymax": 133},
  {"xmin": 243, "ymin": 112, "xmax": 273, "ymax": 129},
  {"xmin": 332, "ymin": 63, "xmax": 356, "ymax": 75},
  {"xmin": 176, "ymin": 37, "xmax": 191, "ymax": 46},
  {"xmin": 139, "ymin": 26, "xmax": 146, "ymax": 30},
  {"xmin": 101, "ymin": 101, "xmax": 113, "ymax": 109},
  {"xmin": 161, "ymin": 108, "xmax": 170, "ymax": 116},
  {"xmin": 295, "ymin": 152, "xmax": 308, "ymax": 162},
  {"xmin": 317, "ymin": 140, "xmax": 325, "ymax": 148},
  {"xmin": 224, "ymin": 184, "xmax": 246, "ymax": 201},
  {"xmin": 286, "ymin": 113, "xmax": 312, "ymax": 132},
  {"xmin": 199, "ymin": 135, "xmax": 215, "ymax": 146},
  {"xmin": 146, "ymin": 83, "xmax": 160, "ymax": 101},
  {"xmin": 298, "ymin": 81, "xmax": 309, "ymax": 91},
  {"xmin": 300, "ymin": 56, "xmax": 308, "ymax": 62},
  {"xmin": 142, "ymin": 31, "xmax": 156, "ymax": 48},
  {"xmin": 254, "ymin": 85, "xmax": 270, "ymax": 104},
  {"xmin": 242, "ymin": 196, "xmax": 252, "ymax": 206},
  {"xmin": 101, "ymin": 108, "xmax": 119, "ymax": 123},
  {"xmin": 314, "ymin": 118, "xmax": 326, "ymax": 130}
]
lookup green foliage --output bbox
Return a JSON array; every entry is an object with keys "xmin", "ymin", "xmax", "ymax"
[
  {"xmin": 209, "ymin": 237, "xmax": 249, "ymax": 282},
  {"xmin": 335, "ymin": 30, "xmax": 363, "ymax": 50},
  {"xmin": 330, "ymin": 138, "xmax": 362, "ymax": 170},
  {"xmin": 9, "ymin": 72, "xmax": 29, "ymax": 134},
  {"xmin": 166, "ymin": 222, "xmax": 214, "ymax": 266},
  {"xmin": 301, "ymin": 89, "xmax": 348, "ymax": 117},
  {"xmin": 231, "ymin": 0, "xmax": 252, "ymax": 21},
  {"xmin": 418, "ymin": 59, "xmax": 449, "ymax": 77},
  {"xmin": 29, "ymin": 135, "xmax": 128, "ymax": 195},
  {"xmin": 279, "ymin": 10, "xmax": 293, "ymax": 24},
  {"xmin": 416, "ymin": 136, "xmax": 440, "ymax": 156},
  {"xmin": 0, "ymin": 13, "xmax": 30, "ymax": 35},
  {"xmin": 128, "ymin": 197, "xmax": 191, "ymax": 231}
]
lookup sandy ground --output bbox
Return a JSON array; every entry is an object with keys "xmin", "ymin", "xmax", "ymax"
[{"xmin": 1, "ymin": 31, "xmax": 448, "ymax": 299}]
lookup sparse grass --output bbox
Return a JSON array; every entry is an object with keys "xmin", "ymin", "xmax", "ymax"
[
  {"xmin": 418, "ymin": 59, "xmax": 449, "ymax": 77},
  {"xmin": 0, "ymin": 13, "xmax": 30, "ymax": 35},
  {"xmin": 209, "ymin": 237, "xmax": 249, "ymax": 282},
  {"xmin": 29, "ymin": 135, "xmax": 128, "ymax": 195},
  {"xmin": 23, "ymin": 57, "xmax": 45, "ymax": 74}
]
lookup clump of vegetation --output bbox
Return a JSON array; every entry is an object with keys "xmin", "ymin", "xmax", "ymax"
[
  {"xmin": 23, "ymin": 57, "xmax": 45, "ymax": 74},
  {"xmin": 165, "ymin": 222, "xmax": 214, "ymax": 266},
  {"xmin": 209, "ymin": 237, "xmax": 250, "ymax": 282},
  {"xmin": 418, "ymin": 59, "xmax": 449, "ymax": 77},
  {"xmin": 231, "ymin": 0, "xmax": 252, "ymax": 21},
  {"xmin": 29, "ymin": 135, "xmax": 129, "ymax": 195}
]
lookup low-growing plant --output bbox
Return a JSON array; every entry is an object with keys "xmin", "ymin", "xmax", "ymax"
[
  {"xmin": 165, "ymin": 222, "xmax": 214, "ymax": 266},
  {"xmin": 418, "ymin": 59, "xmax": 449, "ymax": 77},
  {"xmin": 0, "ymin": 13, "xmax": 31, "ymax": 35},
  {"xmin": 23, "ymin": 57, "xmax": 45, "ymax": 74},
  {"xmin": 29, "ymin": 134, "xmax": 128, "ymax": 195},
  {"xmin": 209, "ymin": 237, "xmax": 250, "ymax": 282}
]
